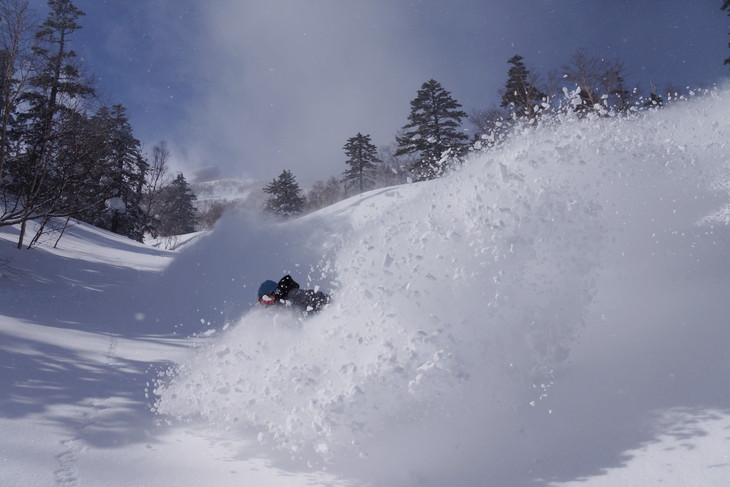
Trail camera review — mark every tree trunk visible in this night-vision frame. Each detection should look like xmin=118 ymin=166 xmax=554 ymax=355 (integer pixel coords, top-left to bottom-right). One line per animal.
xmin=16 ymin=219 xmax=26 ymax=249
xmin=54 ymin=216 xmax=71 ymax=248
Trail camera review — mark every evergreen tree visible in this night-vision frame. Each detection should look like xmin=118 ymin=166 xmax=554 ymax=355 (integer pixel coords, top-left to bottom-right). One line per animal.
xmin=610 ymin=72 xmax=636 ymax=113
xmin=644 ymin=91 xmax=663 ymax=109
xmin=342 ymin=132 xmax=380 ymax=195
xmin=395 ymin=79 xmax=468 ymax=181
xmin=21 ymin=0 xmax=92 ymax=153
xmin=81 ymin=104 xmax=148 ymax=241
xmin=155 ymin=173 xmax=198 ymax=236
xmin=723 ymin=1 xmax=730 ymax=67
xmin=113 ymin=105 xmax=147 ymax=241
xmin=0 ymin=0 xmax=36 ymax=189
xmin=500 ymin=55 xmax=546 ymax=120
xmin=263 ymin=169 xmax=305 ymax=217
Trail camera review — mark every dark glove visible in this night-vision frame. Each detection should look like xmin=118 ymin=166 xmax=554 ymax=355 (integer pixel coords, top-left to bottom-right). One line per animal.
xmin=274 ymin=275 xmax=299 ymax=299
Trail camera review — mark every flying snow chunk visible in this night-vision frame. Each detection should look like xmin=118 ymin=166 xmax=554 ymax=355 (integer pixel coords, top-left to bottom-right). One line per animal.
xmin=105 ymin=197 xmax=126 ymax=211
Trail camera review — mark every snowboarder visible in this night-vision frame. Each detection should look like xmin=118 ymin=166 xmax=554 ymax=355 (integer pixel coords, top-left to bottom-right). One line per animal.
xmin=257 ymin=275 xmax=330 ymax=313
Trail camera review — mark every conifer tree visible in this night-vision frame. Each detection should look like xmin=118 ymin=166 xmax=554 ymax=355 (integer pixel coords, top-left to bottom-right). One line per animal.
xmin=155 ymin=173 xmax=198 ymax=236
xmin=342 ymin=132 xmax=380 ymax=195
xmin=22 ymin=0 xmax=92 ymax=153
xmin=79 ymin=104 xmax=148 ymax=241
xmin=610 ymin=73 xmax=635 ymax=113
xmin=644 ymin=92 xmax=663 ymax=109
xmin=0 ymin=0 xmax=35 ymax=189
xmin=395 ymin=79 xmax=468 ymax=181
xmin=720 ymin=0 xmax=730 ymax=65
xmin=500 ymin=55 xmax=546 ymax=120
xmin=263 ymin=169 xmax=305 ymax=217
xmin=107 ymin=104 xmax=147 ymax=240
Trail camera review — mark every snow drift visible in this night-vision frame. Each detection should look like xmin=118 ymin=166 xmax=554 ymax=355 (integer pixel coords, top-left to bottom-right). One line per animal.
xmin=153 ymin=87 xmax=730 ymax=485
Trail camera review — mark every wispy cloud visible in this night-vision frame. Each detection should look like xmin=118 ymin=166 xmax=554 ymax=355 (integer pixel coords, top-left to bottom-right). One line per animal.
xmin=54 ymin=0 xmax=729 ymax=184
xmin=183 ymin=0 xmax=432 ymax=182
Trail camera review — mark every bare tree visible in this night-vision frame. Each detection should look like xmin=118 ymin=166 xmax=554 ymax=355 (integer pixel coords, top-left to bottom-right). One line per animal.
xmin=562 ymin=49 xmax=631 ymax=115
xmin=305 ymin=177 xmax=343 ymax=212
xmin=23 ymin=106 xmax=110 ymax=248
xmin=141 ymin=140 xmax=171 ymax=236
xmin=375 ymin=143 xmax=409 ymax=187
xmin=197 ymin=200 xmax=230 ymax=229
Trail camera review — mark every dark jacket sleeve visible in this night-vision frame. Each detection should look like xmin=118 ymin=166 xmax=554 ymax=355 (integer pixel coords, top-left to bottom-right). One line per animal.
xmin=285 ymin=288 xmax=330 ymax=312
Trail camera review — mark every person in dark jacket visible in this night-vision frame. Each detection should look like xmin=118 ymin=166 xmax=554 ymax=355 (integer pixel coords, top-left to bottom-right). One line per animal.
xmin=257 ymin=275 xmax=330 ymax=313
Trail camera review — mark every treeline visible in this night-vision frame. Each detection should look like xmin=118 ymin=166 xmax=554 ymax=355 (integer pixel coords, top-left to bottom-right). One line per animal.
xmin=3 ymin=1 xmax=725 ymax=233
xmin=263 ymin=52 xmax=689 ymax=218
xmin=263 ymin=0 xmax=730 ymax=218
xmin=0 ymin=0 xmax=197 ymax=249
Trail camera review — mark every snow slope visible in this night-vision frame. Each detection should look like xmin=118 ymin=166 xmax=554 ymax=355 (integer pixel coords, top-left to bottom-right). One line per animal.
xmin=2 ymin=86 xmax=730 ymax=486
xmin=0 ymin=222 xmax=354 ymax=486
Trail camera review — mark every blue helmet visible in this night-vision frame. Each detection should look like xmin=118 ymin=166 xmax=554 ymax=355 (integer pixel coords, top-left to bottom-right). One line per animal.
xmin=257 ymin=280 xmax=277 ymax=298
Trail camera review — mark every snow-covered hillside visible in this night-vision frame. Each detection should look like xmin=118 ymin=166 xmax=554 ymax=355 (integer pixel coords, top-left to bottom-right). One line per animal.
xmin=1 ymin=86 xmax=729 ymax=486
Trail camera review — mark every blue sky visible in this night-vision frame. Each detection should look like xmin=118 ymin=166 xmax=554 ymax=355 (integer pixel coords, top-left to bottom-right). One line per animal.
xmin=27 ymin=0 xmax=730 ymax=183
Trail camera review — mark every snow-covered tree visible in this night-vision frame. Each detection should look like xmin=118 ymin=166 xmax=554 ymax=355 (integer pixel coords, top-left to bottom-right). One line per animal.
xmin=342 ymin=132 xmax=380 ymax=195
xmin=263 ymin=169 xmax=305 ymax=217
xmin=395 ymin=79 xmax=468 ymax=181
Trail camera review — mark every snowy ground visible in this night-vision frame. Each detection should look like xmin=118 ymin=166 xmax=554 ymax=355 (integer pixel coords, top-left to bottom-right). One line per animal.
xmin=1 ymin=86 xmax=730 ymax=486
